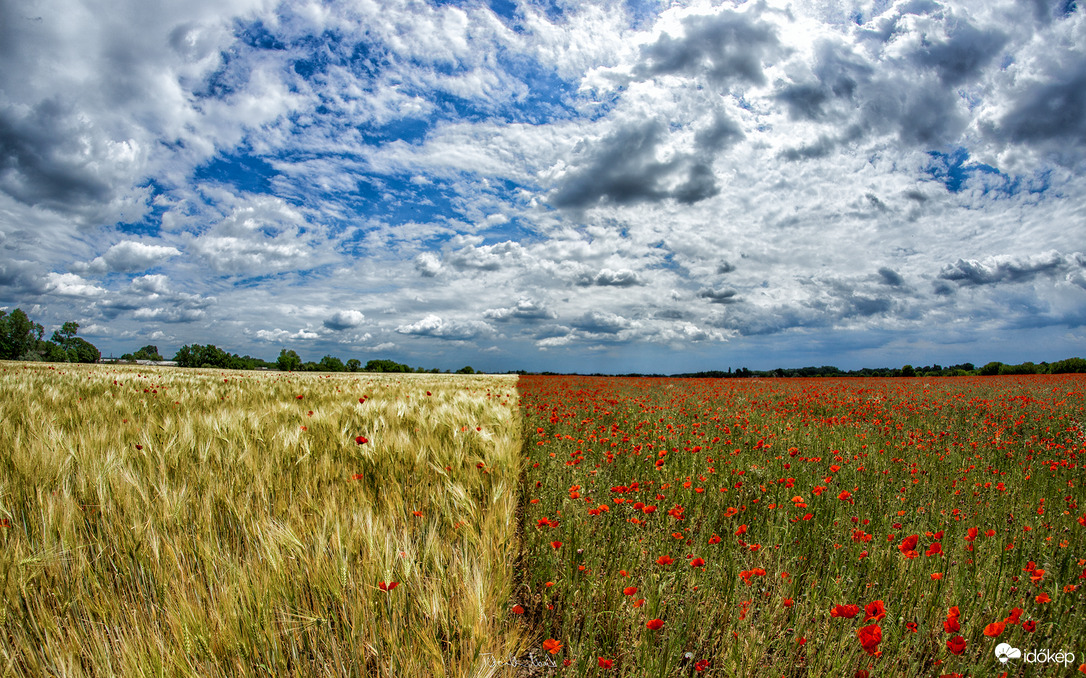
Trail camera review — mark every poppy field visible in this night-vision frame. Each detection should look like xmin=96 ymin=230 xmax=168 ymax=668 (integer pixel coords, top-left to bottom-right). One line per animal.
xmin=0 ymin=363 xmax=526 ymax=677
xmin=516 ymin=375 xmax=1086 ymax=677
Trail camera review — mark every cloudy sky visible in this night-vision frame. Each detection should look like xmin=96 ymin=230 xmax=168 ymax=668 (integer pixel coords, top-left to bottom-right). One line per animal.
xmin=1 ymin=0 xmax=1084 ymax=373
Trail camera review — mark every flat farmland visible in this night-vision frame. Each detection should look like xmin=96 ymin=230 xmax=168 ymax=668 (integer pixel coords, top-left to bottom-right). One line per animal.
xmin=517 ymin=375 xmax=1086 ymax=677
xmin=0 ymin=363 xmax=526 ymax=677
xmin=2 ymin=365 xmax=1085 ymax=677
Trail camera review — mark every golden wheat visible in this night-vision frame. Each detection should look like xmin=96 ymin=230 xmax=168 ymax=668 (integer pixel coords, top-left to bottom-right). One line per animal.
xmin=0 ymin=362 xmax=528 ymax=677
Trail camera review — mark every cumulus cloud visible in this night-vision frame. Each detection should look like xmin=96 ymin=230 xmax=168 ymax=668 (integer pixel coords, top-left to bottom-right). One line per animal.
xmin=571 ymin=310 xmax=633 ymax=334
xmin=43 ymin=272 xmax=105 ymax=298
xmin=82 ymin=241 xmax=182 ymax=274
xmin=395 ymin=314 xmax=493 ymax=340
xmin=578 ymin=268 xmax=643 ymax=287
xmin=323 ymin=309 xmax=365 ymax=330
xmin=483 ymin=299 xmax=556 ymax=321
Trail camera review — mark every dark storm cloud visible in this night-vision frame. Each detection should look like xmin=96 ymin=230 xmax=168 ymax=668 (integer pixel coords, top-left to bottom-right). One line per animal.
xmin=910 ymin=21 xmax=1008 ymax=86
xmin=997 ymin=61 xmax=1086 ymax=151
xmin=548 ymin=120 xmax=722 ymax=208
xmin=716 ymin=261 xmax=736 ymax=274
xmin=695 ymin=111 xmax=744 ymax=152
xmin=776 ymin=41 xmax=873 ymax=121
xmin=847 ymin=295 xmax=893 ymax=317
xmin=877 ymin=267 xmax=906 ymax=286
xmin=697 ymin=287 xmax=739 ymax=304
xmin=938 ymin=252 xmax=1066 ymax=286
xmin=0 ymin=99 xmax=113 ymax=210
xmin=633 ymin=9 xmax=779 ymax=87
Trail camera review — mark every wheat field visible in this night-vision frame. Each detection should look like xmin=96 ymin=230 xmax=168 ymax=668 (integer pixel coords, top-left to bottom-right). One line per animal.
xmin=0 ymin=362 xmax=528 ymax=677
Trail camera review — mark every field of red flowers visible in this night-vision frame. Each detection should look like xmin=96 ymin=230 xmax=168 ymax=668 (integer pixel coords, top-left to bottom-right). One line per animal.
xmin=515 ymin=375 xmax=1086 ymax=677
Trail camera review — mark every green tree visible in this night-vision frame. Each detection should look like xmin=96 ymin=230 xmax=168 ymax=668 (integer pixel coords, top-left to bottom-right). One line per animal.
xmin=277 ymin=349 xmax=302 ymax=372
xmin=0 ymin=309 xmax=44 ymax=359
xmin=978 ymin=361 xmax=1003 ymax=376
xmin=319 ymin=355 xmax=345 ymax=372
xmin=900 ymin=364 xmax=916 ymax=377
xmin=346 ymin=358 xmax=361 ymax=372
xmin=132 ymin=345 xmax=164 ymax=361
xmin=67 ymin=337 xmax=101 ymax=363
xmin=456 ymin=365 xmax=476 ymax=374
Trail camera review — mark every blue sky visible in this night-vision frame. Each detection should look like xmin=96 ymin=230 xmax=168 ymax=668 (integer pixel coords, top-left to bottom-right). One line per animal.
xmin=1 ymin=0 xmax=1084 ymax=373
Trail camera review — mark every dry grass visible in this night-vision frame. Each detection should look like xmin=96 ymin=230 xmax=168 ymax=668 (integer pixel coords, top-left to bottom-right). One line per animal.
xmin=0 ymin=362 xmax=528 ymax=677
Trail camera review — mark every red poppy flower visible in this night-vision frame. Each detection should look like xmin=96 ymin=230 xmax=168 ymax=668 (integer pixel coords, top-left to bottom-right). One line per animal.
xmin=1005 ymin=607 xmax=1023 ymax=625
xmin=690 ymin=557 xmax=706 ymax=568
xmin=946 ymin=635 xmax=966 ymax=655
xmin=926 ymin=542 xmax=943 ymax=556
xmin=708 ymin=533 xmax=721 ymax=545
xmin=295 ymin=395 xmax=304 ymax=400
xmin=864 ymin=600 xmax=886 ymax=622
xmin=551 ymin=541 xmax=562 ymax=549
xmin=632 ymin=598 xmax=646 ymax=608
xmin=355 ymin=435 xmax=368 ymax=445
xmin=598 ymin=657 xmax=614 ymax=669
xmin=983 ymin=622 xmax=1005 ymax=637
xmin=624 ymin=586 xmax=638 ymax=596
xmin=900 ymin=534 xmax=919 ymax=554
xmin=1035 ymin=592 xmax=1051 ymax=603
xmin=656 ymin=555 xmax=674 ymax=565
xmin=783 ymin=598 xmax=794 ymax=607
xmin=1022 ymin=620 xmax=1036 ymax=632
xmin=857 ymin=624 xmax=882 ymax=656
xmin=943 ymin=617 xmax=960 ymax=633
xmin=831 ymin=604 xmax=860 ymax=618
xmin=646 ymin=618 xmax=664 ymax=630
xmin=542 ymin=639 xmax=562 ymax=655
xmin=378 ymin=581 xmax=399 ymax=592
xmin=511 ymin=604 xmax=524 ymax=614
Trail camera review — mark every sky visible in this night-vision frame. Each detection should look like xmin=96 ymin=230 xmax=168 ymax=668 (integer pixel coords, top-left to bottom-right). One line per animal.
xmin=1 ymin=0 xmax=1084 ymax=373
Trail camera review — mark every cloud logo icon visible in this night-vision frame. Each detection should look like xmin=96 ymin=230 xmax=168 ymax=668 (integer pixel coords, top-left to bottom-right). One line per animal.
xmin=995 ymin=643 xmax=1022 ymax=664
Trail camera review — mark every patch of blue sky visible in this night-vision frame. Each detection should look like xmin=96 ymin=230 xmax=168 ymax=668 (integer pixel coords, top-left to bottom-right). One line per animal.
xmin=624 ymin=0 xmax=663 ymax=29
xmin=193 ymin=153 xmax=277 ymax=195
xmin=1060 ymin=0 xmax=1078 ymax=17
xmin=923 ymin=148 xmax=1017 ymax=196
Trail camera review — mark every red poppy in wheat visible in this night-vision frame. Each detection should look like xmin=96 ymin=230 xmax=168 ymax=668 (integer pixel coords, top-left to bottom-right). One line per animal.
xmin=943 ymin=617 xmax=960 ymax=633
xmin=542 ymin=639 xmax=562 ymax=655
xmin=708 ymin=533 xmax=721 ymax=545
xmin=1005 ymin=607 xmax=1023 ymax=625
xmin=831 ymin=604 xmax=860 ymax=619
xmin=551 ymin=541 xmax=562 ymax=549
xmin=656 ymin=555 xmax=674 ymax=565
xmin=378 ymin=581 xmax=398 ymax=592
xmin=856 ymin=624 xmax=882 ymax=656
xmin=838 ymin=490 xmax=854 ymax=503
xmin=965 ymin=527 xmax=978 ymax=542
xmin=646 ymin=618 xmax=664 ymax=630
xmin=984 ymin=621 xmax=1005 ymax=637
xmin=863 ymin=600 xmax=886 ymax=622
xmin=624 ymin=586 xmax=638 ymax=596
xmin=946 ymin=635 xmax=966 ymax=655
xmin=926 ymin=542 xmax=943 ymax=557
xmin=690 ymin=557 xmax=706 ymax=568
xmin=355 ymin=435 xmax=368 ymax=445
xmin=900 ymin=534 xmax=919 ymax=555
xmin=511 ymin=604 xmax=524 ymax=614
xmin=1035 ymin=592 xmax=1051 ymax=603
xmin=598 ymin=658 xmax=614 ymax=669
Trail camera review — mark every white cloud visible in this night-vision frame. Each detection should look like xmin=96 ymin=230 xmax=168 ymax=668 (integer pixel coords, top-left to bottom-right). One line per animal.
xmin=324 ymin=309 xmax=365 ymax=330
xmin=83 ymin=241 xmax=182 ymax=274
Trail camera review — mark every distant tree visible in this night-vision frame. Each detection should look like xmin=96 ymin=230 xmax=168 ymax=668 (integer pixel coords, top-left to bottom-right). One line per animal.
xmin=978 ymin=361 xmax=1003 ymax=376
xmin=277 ymin=349 xmax=302 ymax=372
xmin=365 ymin=359 xmax=410 ymax=373
xmin=999 ymin=362 xmax=1038 ymax=375
xmin=319 ymin=355 xmax=345 ymax=372
xmin=1050 ymin=357 xmax=1086 ymax=374
xmin=67 ymin=337 xmax=101 ymax=363
xmin=900 ymin=364 xmax=916 ymax=377
xmin=456 ymin=365 xmax=475 ymax=374
xmin=345 ymin=358 xmax=361 ymax=372
xmin=132 ymin=344 xmax=164 ymax=361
